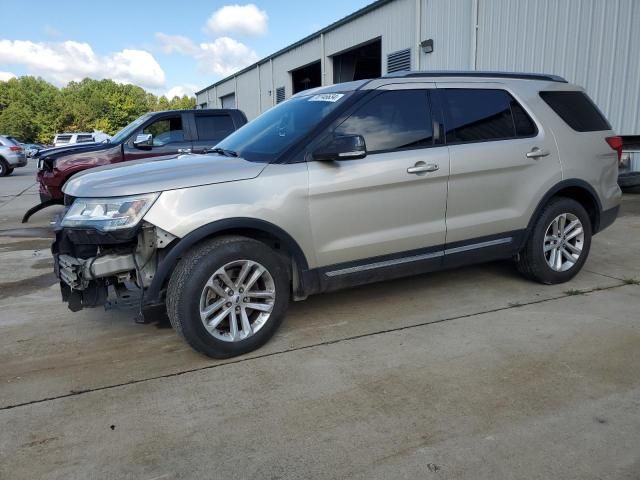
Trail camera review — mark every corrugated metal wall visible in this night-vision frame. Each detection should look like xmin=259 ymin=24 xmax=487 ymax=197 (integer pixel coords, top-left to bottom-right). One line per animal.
xmin=197 ymin=0 xmax=638 ymax=135
xmin=475 ymin=0 xmax=640 ymax=134
xmin=421 ymin=0 xmax=473 ymax=70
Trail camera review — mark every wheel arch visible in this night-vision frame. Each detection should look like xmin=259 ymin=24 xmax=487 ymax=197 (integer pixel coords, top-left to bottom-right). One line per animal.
xmin=146 ymin=218 xmax=310 ymax=303
xmin=526 ymin=179 xmax=603 ymax=243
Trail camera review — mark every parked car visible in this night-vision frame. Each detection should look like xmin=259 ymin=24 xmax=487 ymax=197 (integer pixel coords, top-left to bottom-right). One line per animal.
xmin=53 ymin=71 xmax=621 ymax=359
xmin=24 ymin=109 xmax=247 ymax=221
xmin=618 ymin=135 xmax=640 ymax=193
xmin=23 ymin=143 xmax=45 ymax=158
xmin=53 ymin=131 xmax=111 ymax=147
xmin=0 ymin=134 xmax=28 ymax=176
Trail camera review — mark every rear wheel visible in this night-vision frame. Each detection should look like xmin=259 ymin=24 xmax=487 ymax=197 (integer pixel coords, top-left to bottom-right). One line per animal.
xmin=0 ymin=159 xmax=12 ymax=177
xmin=516 ymin=197 xmax=592 ymax=284
xmin=166 ymin=236 xmax=290 ymax=358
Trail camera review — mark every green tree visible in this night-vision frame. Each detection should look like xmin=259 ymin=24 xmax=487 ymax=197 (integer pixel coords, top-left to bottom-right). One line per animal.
xmin=0 ymin=76 xmax=197 ymax=143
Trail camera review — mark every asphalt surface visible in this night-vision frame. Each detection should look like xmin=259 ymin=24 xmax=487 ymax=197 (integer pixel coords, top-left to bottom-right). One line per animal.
xmin=1 ymin=160 xmax=639 ymax=479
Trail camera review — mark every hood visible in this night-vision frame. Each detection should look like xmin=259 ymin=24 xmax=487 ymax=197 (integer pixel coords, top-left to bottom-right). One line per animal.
xmin=36 ymin=142 xmax=111 ymax=159
xmin=36 ymin=142 xmax=113 ymax=161
xmin=63 ymin=154 xmax=268 ymax=198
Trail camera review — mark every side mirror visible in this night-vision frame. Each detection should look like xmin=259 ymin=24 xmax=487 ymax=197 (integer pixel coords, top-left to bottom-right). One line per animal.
xmin=313 ymin=134 xmax=367 ymax=161
xmin=133 ymin=133 xmax=153 ymax=149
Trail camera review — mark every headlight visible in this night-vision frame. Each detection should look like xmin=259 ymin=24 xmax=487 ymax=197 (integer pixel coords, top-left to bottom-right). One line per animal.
xmin=61 ymin=193 xmax=159 ymax=231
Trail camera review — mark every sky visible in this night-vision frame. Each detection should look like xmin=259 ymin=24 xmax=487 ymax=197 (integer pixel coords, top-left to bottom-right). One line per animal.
xmin=0 ymin=0 xmax=373 ymax=98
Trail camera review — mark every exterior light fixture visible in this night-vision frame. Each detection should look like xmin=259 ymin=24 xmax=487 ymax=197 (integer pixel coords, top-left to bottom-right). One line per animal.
xmin=421 ymin=39 xmax=434 ymax=54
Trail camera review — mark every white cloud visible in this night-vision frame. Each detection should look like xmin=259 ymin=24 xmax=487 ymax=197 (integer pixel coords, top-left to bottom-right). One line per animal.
xmin=206 ymin=4 xmax=268 ymax=36
xmin=165 ymin=85 xmax=198 ymax=99
xmin=156 ymin=33 xmax=200 ymax=56
xmin=156 ymin=33 xmax=258 ymax=77
xmin=0 ymin=39 xmax=166 ymax=88
xmin=0 ymin=71 xmax=17 ymax=81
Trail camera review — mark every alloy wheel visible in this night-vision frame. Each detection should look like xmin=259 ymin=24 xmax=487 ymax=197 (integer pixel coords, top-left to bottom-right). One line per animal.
xmin=543 ymin=213 xmax=584 ymax=272
xmin=199 ymin=259 xmax=276 ymax=342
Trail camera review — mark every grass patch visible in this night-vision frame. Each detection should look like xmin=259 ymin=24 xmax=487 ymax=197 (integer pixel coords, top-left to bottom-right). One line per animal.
xmin=563 ymin=289 xmax=585 ymax=296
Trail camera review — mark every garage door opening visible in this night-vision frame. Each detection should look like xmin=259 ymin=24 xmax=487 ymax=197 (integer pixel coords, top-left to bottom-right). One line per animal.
xmin=332 ymin=38 xmax=381 ymax=84
xmin=292 ymin=61 xmax=322 ymax=94
xmin=220 ymin=93 xmax=236 ymax=109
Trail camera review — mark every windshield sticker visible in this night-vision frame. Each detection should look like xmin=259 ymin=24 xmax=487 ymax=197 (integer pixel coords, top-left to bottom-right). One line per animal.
xmin=308 ymin=93 xmax=344 ymax=103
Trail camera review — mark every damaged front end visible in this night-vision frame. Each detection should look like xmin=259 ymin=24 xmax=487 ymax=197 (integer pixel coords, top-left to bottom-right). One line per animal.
xmin=52 ymin=191 xmax=177 ymax=312
xmin=53 ymin=222 xmax=176 ymax=312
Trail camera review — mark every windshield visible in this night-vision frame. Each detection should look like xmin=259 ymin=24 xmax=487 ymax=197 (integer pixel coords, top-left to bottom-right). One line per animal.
xmin=110 ymin=113 xmax=154 ymax=144
xmin=216 ymin=92 xmax=353 ymax=162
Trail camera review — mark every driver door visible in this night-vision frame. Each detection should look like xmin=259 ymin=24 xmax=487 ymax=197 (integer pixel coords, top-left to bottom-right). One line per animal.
xmin=307 ymin=86 xmax=450 ymax=269
xmin=123 ymin=113 xmax=192 ymax=161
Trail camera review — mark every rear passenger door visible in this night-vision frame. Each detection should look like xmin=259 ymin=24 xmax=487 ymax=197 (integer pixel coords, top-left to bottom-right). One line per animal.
xmin=307 ymin=86 xmax=450 ymax=267
xmin=123 ymin=112 xmax=192 ymax=162
xmin=191 ymin=112 xmax=238 ymax=154
xmin=440 ymin=84 xmax=561 ymax=247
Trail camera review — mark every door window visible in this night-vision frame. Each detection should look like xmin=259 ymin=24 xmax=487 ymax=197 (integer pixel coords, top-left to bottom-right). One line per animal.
xmin=443 ymin=89 xmax=537 ymax=143
xmin=334 ymin=90 xmax=434 ymax=153
xmin=195 ymin=114 xmax=236 ymax=142
xmin=144 ymin=116 xmax=184 ymax=146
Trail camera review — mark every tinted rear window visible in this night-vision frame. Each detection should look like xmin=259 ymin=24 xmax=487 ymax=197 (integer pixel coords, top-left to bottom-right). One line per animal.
xmin=76 ymin=134 xmax=94 ymax=142
xmin=195 ymin=114 xmax=236 ymax=142
xmin=539 ymin=91 xmax=610 ymax=132
xmin=443 ymin=89 xmax=537 ymax=143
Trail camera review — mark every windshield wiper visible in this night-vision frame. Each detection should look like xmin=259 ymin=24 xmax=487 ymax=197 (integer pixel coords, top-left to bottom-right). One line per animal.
xmin=206 ymin=147 xmax=238 ymax=157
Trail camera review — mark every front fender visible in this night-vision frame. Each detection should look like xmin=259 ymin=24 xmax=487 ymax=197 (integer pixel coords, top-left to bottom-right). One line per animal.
xmin=144 ymin=218 xmax=310 ymax=303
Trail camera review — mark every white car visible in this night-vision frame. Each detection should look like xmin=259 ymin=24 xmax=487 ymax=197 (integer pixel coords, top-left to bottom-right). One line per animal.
xmin=53 ymin=131 xmax=111 ymax=147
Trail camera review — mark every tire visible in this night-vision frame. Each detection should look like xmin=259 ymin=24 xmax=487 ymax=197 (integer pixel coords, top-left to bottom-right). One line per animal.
xmin=516 ymin=197 xmax=592 ymax=284
xmin=618 ymin=172 xmax=640 ymax=193
xmin=0 ymin=159 xmax=11 ymax=177
xmin=166 ymin=235 xmax=290 ymax=358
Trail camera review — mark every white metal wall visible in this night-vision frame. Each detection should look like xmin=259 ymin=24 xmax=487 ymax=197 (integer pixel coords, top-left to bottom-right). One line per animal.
xmin=475 ymin=0 xmax=640 ymax=134
xmin=420 ymin=0 xmax=474 ymax=70
xmin=197 ymin=0 xmax=639 ymax=136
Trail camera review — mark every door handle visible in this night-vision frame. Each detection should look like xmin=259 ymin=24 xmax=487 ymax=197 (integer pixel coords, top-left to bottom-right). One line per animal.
xmin=178 ymin=148 xmax=192 ymax=154
xmin=407 ymin=162 xmax=439 ymax=175
xmin=526 ymin=147 xmax=550 ymax=159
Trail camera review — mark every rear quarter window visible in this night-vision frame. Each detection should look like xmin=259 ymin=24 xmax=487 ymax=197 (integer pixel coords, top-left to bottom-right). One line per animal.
xmin=539 ymin=91 xmax=611 ymax=132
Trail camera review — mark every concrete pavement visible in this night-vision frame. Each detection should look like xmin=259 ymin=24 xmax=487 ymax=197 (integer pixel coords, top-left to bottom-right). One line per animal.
xmin=1 ymin=161 xmax=639 ymax=479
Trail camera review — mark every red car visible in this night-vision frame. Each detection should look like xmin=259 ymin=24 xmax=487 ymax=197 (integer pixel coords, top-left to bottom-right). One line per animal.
xmin=25 ymin=108 xmax=247 ymax=222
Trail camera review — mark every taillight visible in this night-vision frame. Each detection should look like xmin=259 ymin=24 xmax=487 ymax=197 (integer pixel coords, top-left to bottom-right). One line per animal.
xmin=9 ymin=146 xmax=22 ymax=152
xmin=606 ymin=136 xmax=623 ymax=161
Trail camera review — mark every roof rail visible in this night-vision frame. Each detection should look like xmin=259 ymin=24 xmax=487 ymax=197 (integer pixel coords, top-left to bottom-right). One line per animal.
xmin=383 ymin=70 xmax=568 ymax=83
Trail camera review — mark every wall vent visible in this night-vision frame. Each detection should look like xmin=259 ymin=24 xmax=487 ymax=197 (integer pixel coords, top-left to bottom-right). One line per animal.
xmin=387 ymin=48 xmax=411 ymax=73
xmin=276 ymin=87 xmax=286 ymax=104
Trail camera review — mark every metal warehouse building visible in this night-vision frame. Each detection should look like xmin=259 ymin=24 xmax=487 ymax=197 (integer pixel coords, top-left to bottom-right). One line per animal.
xmin=196 ymin=0 xmax=640 ymax=135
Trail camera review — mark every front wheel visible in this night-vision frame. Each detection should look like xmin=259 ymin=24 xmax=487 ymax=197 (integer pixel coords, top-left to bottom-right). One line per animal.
xmin=516 ymin=197 xmax=592 ymax=284
xmin=166 ymin=236 xmax=290 ymax=358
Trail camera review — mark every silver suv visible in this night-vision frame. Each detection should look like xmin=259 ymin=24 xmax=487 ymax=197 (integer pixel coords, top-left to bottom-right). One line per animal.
xmin=54 ymin=72 xmax=622 ymax=358
xmin=0 ymin=135 xmax=28 ymax=176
